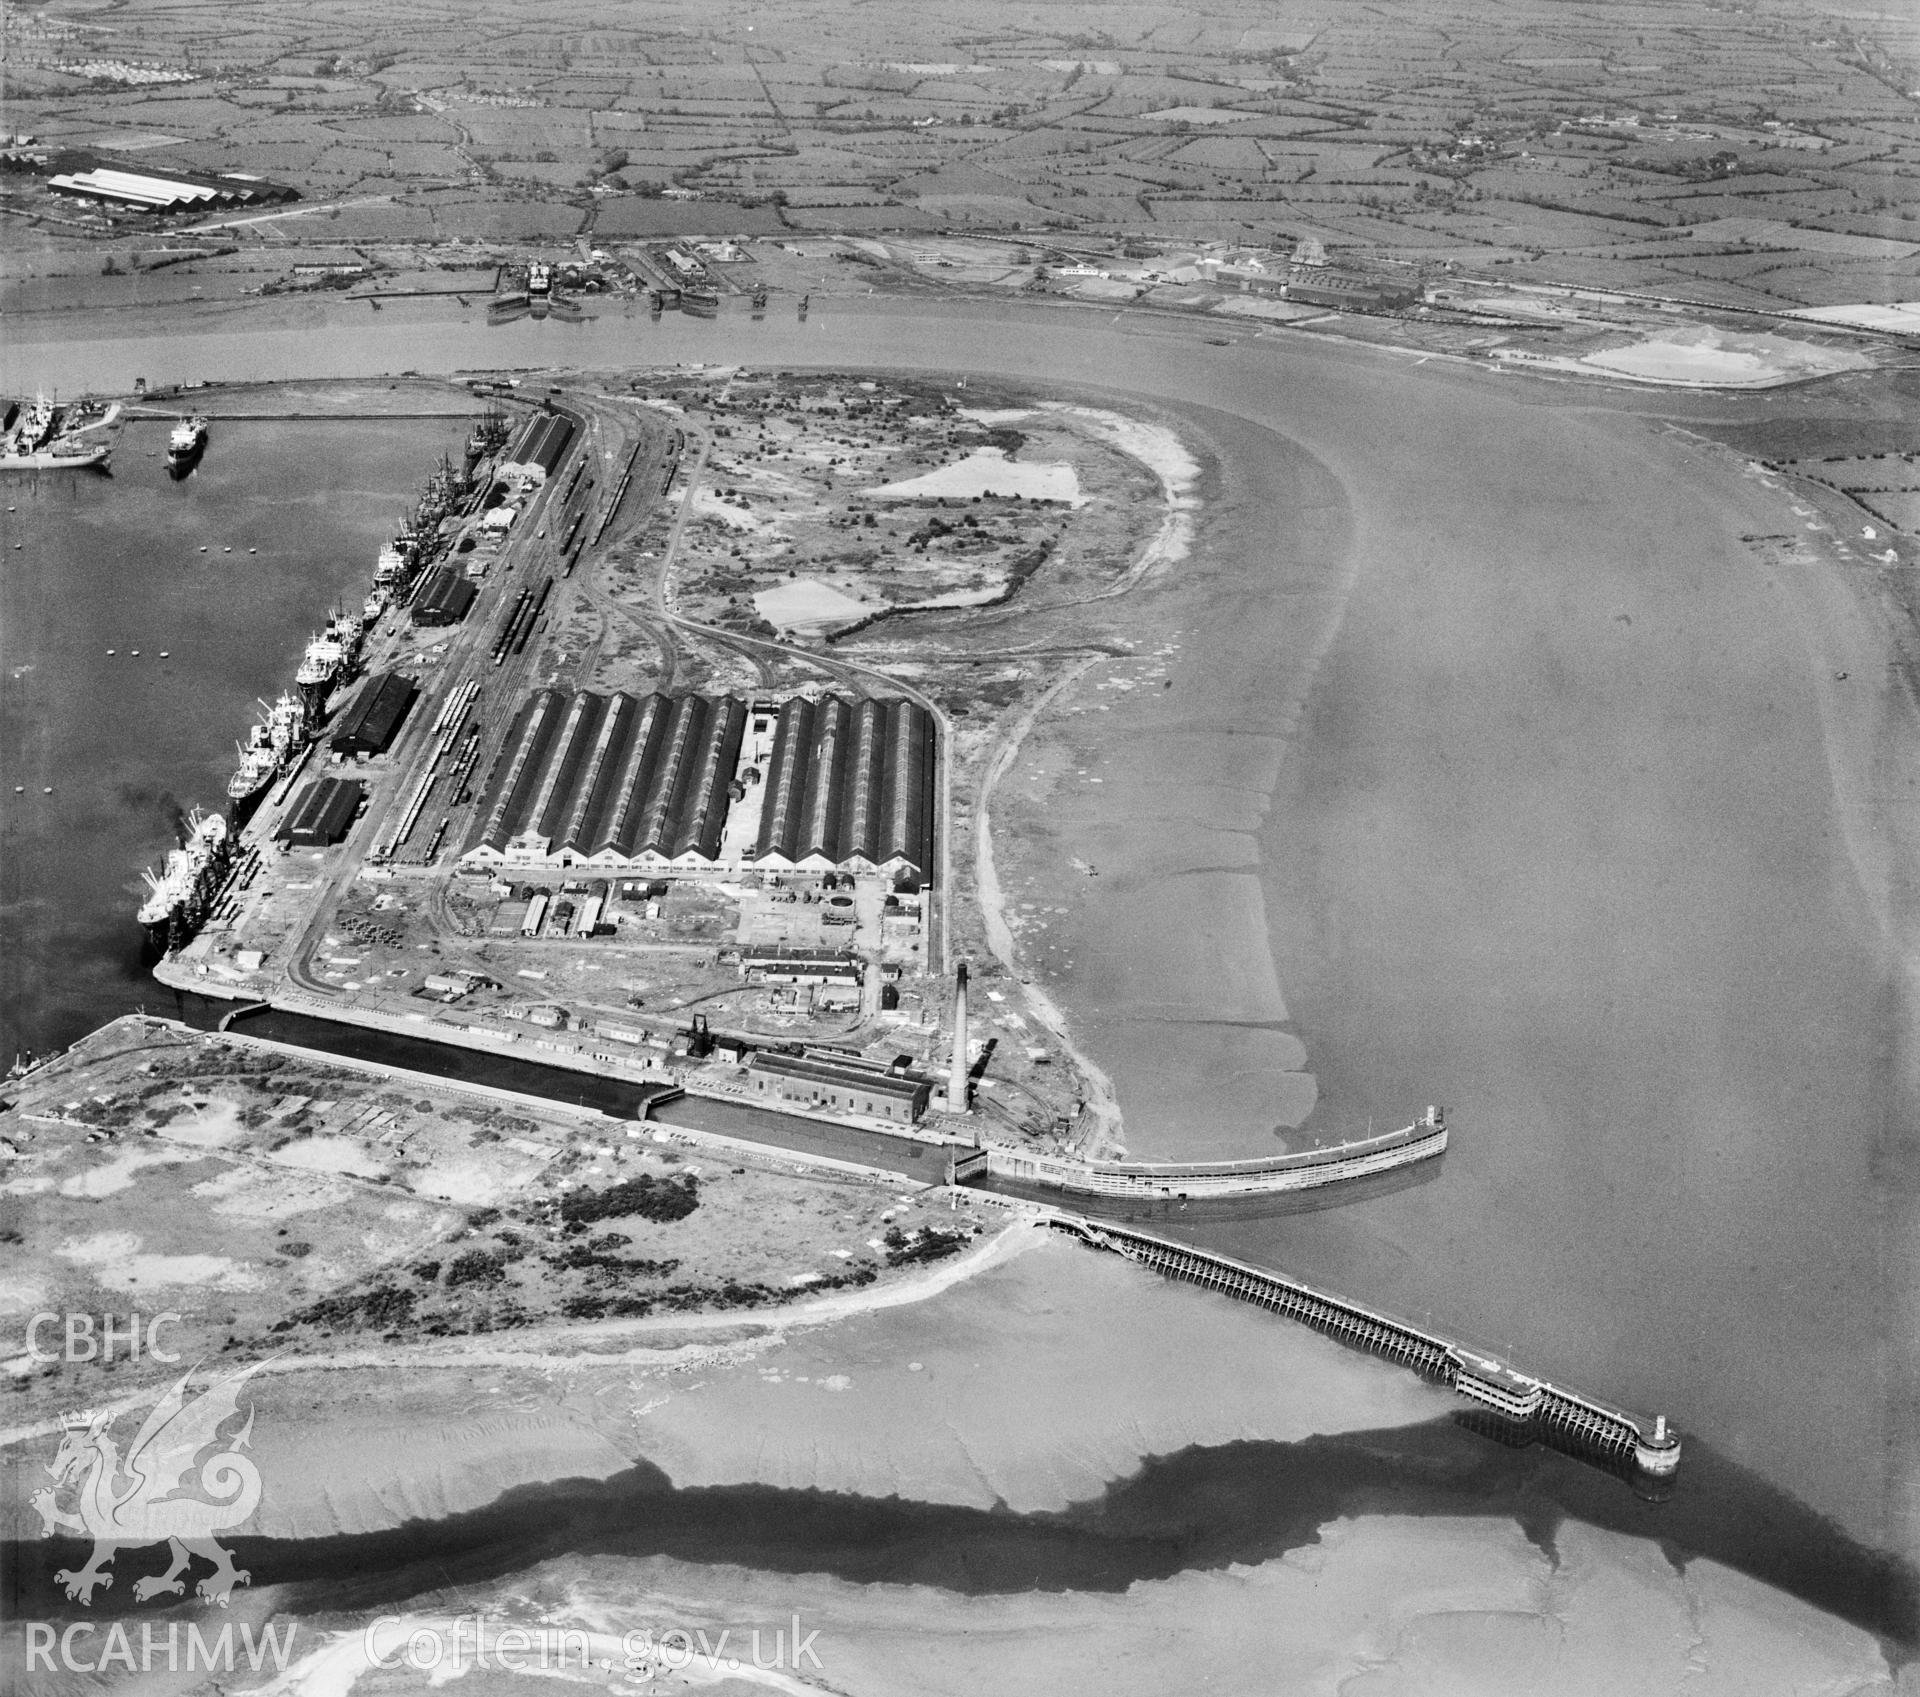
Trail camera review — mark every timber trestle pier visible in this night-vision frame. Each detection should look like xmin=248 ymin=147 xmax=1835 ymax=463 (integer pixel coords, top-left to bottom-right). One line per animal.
xmin=1051 ymin=1215 xmax=1682 ymax=1482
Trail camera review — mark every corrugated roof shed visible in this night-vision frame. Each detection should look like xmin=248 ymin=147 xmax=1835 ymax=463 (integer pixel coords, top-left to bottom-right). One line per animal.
xmin=412 ymin=569 xmax=477 ymax=626
xmin=329 ymin=672 xmax=419 ymax=756
xmin=277 ymin=777 xmax=363 ymax=846
xmin=460 ymin=690 xmax=746 ymax=865
xmin=500 ymin=413 xmax=574 ymax=483
xmin=754 ymin=694 xmax=934 ymax=874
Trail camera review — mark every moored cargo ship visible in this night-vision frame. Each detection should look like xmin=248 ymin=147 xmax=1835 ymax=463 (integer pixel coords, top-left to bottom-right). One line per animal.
xmin=294 ymin=609 xmax=364 ymax=686
xmin=166 ymin=414 xmax=209 ymax=471
xmin=0 ymin=393 xmax=115 ymax=472
xmin=225 ymin=691 xmax=309 ymax=822
xmin=136 ymin=807 xmax=232 ymax=955
xmin=466 ymin=408 xmax=509 ymax=463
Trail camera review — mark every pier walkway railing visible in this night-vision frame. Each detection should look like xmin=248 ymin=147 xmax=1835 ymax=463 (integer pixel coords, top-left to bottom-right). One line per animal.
xmin=1052 ymin=1214 xmax=1681 ymax=1479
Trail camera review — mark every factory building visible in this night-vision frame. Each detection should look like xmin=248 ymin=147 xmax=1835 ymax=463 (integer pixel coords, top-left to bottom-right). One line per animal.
xmin=739 ymin=947 xmax=862 ymax=987
xmin=745 ymin=1048 xmax=934 ymax=1125
xmin=47 ymin=163 xmax=296 ymax=214
xmin=752 ymin=694 xmax=935 ymax=880
xmin=459 ymin=689 xmax=937 ymax=876
xmin=1283 ymin=273 xmax=1419 ymax=312
xmin=461 ymin=690 xmax=747 ymax=869
xmin=329 ymin=672 xmax=418 ymax=757
xmin=277 ymin=777 xmax=364 ymax=847
xmin=498 ymin=412 xmax=574 ymax=487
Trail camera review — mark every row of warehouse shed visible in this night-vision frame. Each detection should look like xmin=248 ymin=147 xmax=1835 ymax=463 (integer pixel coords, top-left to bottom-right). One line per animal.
xmin=458 ymin=689 xmax=936 ymax=878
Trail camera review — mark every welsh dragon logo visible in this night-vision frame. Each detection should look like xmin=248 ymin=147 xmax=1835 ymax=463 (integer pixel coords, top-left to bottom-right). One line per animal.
xmin=31 ymin=1363 xmax=264 ymax=1606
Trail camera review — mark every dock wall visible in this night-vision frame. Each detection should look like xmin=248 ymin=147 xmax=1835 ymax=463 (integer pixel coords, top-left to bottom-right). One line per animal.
xmin=192 ymin=1022 xmax=915 ymax=1191
xmin=234 ymin=997 xmax=1445 ymax=1198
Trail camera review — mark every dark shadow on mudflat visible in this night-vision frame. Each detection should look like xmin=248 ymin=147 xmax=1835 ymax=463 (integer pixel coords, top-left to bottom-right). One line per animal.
xmin=8 ymin=1418 xmax=1914 ymax=1655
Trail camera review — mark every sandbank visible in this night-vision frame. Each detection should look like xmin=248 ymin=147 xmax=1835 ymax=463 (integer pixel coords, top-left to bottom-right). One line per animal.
xmin=247 ymin=1517 xmax=1896 ymax=1697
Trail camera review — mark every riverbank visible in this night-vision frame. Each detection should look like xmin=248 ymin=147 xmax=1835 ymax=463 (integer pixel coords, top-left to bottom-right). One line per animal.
xmin=971 ymin=652 xmax=1124 ymax=1155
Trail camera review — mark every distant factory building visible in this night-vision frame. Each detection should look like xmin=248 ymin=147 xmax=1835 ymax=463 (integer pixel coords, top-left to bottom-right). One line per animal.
xmin=745 ymin=1048 xmax=933 ymax=1124
xmin=47 ymin=162 xmax=296 ymax=213
xmin=498 ymin=412 xmax=574 ymax=487
xmin=1283 ymin=273 xmax=1418 ymax=312
xmin=277 ymin=777 xmax=363 ymax=847
xmin=411 ymin=568 xmax=477 ymax=627
xmin=752 ymin=694 xmax=935 ymax=880
xmin=461 ymin=690 xmax=747 ymax=869
xmin=329 ymin=672 xmax=419 ymax=757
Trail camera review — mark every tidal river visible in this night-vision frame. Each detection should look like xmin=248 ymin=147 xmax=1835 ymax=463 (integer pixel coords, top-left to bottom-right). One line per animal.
xmin=2 ymin=297 xmax=1910 ymax=1563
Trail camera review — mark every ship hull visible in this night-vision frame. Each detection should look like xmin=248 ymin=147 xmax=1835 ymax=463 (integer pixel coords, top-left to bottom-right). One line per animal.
xmin=225 ymin=782 xmax=268 ymax=830
xmin=0 ymin=443 xmax=110 ymax=472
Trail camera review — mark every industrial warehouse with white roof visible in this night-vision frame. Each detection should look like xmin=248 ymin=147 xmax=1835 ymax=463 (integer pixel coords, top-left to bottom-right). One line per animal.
xmin=46 ymin=161 xmax=297 ymax=213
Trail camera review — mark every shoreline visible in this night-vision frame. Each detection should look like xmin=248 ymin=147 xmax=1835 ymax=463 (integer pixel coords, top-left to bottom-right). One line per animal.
xmin=0 ymin=1200 xmax=1044 ymax=1455
xmin=961 ymin=402 xmax=1208 ymax=1160
xmin=972 ymin=653 xmax=1123 ymax=1155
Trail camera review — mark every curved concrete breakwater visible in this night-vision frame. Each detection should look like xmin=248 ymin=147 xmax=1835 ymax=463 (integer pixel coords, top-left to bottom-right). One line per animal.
xmin=1051 ymin=1213 xmax=1683 ymax=1481
xmin=979 ymin=1107 xmax=1447 ymax=1197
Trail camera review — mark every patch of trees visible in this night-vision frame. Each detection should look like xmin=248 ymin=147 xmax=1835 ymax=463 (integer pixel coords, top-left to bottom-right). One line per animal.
xmin=883 ymin=1225 xmax=970 ymax=1268
xmin=557 ymin=1261 xmax=878 ymax=1322
xmin=544 ymin=1233 xmax=681 ymax=1282
xmin=557 ymin=1171 xmax=700 ymax=1228
xmin=446 ymin=1245 xmax=525 ymax=1287
xmin=274 ymin=1284 xmax=416 ymax=1332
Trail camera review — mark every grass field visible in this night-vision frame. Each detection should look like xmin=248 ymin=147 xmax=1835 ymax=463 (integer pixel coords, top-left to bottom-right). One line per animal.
xmin=3 ymin=0 xmax=1917 ymax=320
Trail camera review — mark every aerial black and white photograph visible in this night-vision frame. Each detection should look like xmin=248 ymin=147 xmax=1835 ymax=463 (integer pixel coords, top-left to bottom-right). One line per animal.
xmin=3 ymin=0 xmax=1920 ymax=1690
